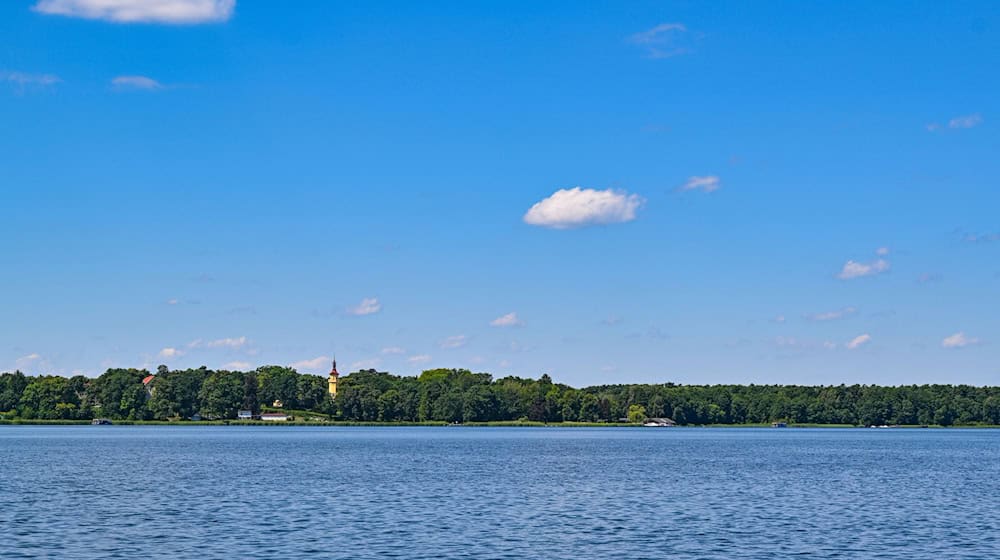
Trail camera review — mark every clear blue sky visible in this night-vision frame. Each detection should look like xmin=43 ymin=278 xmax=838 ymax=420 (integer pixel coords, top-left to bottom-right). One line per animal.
xmin=2 ymin=0 xmax=998 ymax=386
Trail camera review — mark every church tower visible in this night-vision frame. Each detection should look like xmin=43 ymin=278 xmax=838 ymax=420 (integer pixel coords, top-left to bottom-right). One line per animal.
xmin=328 ymin=359 xmax=339 ymax=397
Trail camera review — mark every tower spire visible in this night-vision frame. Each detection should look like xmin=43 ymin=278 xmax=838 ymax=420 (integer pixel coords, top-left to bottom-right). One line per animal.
xmin=328 ymin=357 xmax=340 ymax=397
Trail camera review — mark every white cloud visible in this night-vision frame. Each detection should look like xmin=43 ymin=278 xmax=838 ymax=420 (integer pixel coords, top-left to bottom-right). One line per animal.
xmin=771 ymin=315 xmax=786 ymax=324
xmin=948 ymin=113 xmax=983 ymax=129
xmin=112 ymin=75 xmax=162 ymax=90
xmin=846 ymin=334 xmax=872 ymax=349
xmin=806 ymin=306 xmax=857 ymax=322
xmin=290 ymin=356 xmax=330 ymax=371
xmin=822 ymin=341 xmax=838 ymax=350
xmin=380 ymin=346 xmax=406 ymax=355
xmin=407 ymin=354 xmax=432 ymax=365
xmin=158 ymin=347 xmax=183 ymax=358
xmin=523 ymin=187 xmax=644 ymax=229
xmin=439 ymin=335 xmax=468 ymax=349
xmin=208 ymin=336 xmax=246 ymax=349
xmin=774 ymin=336 xmax=799 ymax=347
xmin=33 ymin=0 xmax=235 ymax=24
xmin=963 ymin=232 xmax=1000 ymax=243
xmin=677 ymin=175 xmax=720 ymax=193
xmin=347 ymin=297 xmax=381 ymax=316
xmin=223 ymin=360 xmax=251 ymax=370
xmin=1 ymin=71 xmax=61 ymax=86
xmin=490 ymin=312 xmax=524 ymax=328
xmin=189 ymin=336 xmax=247 ymax=349
xmin=876 ymin=247 xmax=890 ymax=256
xmin=166 ymin=298 xmax=180 ymax=305
xmin=941 ymin=332 xmax=980 ymax=349
xmin=14 ymin=353 xmax=43 ymax=371
xmin=838 ymin=258 xmax=890 ymax=280
xmin=627 ymin=23 xmax=690 ymax=58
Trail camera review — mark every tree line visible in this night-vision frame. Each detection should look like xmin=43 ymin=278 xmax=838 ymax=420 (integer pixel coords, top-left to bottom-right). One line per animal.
xmin=2 ymin=366 xmax=999 ymax=426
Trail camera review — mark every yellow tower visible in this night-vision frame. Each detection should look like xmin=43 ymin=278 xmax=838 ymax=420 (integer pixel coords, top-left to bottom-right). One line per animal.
xmin=328 ymin=359 xmax=339 ymax=397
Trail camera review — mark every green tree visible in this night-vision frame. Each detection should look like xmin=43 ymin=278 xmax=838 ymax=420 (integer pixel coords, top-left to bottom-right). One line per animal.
xmin=627 ymin=404 xmax=647 ymax=424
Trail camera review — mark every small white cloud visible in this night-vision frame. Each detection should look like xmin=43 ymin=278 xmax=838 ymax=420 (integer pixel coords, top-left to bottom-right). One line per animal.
xmin=347 ymin=297 xmax=381 ymax=316
xmin=627 ymin=23 xmax=690 ymax=58
xmin=498 ymin=359 xmax=512 ymax=368
xmin=1 ymin=71 xmax=61 ymax=86
xmin=158 ymin=347 xmax=183 ymax=358
xmin=112 ymin=75 xmax=162 ymax=90
xmin=941 ymin=332 xmax=980 ymax=349
xmin=963 ymin=231 xmax=1000 ymax=243
xmin=822 ymin=341 xmax=838 ymax=350
xmin=380 ymin=346 xmax=406 ymax=355
xmin=188 ymin=336 xmax=247 ymax=349
xmin=948 ymin=113 xmax=983 ymax=129
xmin=774 ymin=336 xmax=799 ymax=347
xmin=771 ymin=315 xmax=786 ymax=324
xmin=14 ymin=353 xmax=43 ymax=371
xmin=838 ymin=259 xmax=890 ymax=280
xmin=601 ymin=315 xmax=623 ymax=326
xmin=407 ymin=354 xmax=432 ymax=365
xmin=677 ymin=175 xmax=720 ymax=193
xmin=290 ymin=356 xmax=330 ymax=371
xmin=490 ymin=312 xmax=524 ymax=328
xmin=439 ymin=335 xmax=468 ymax=349
xmin=846 ymin=334 xmax=872 ymax=349
xmin=166 ymin=298 xmax=180 ymax=305
xmin=876 ymin=247 xmax=890 ymax=256
xmin=223 ymin=360 xmax=251 ymax=370
xmin=33 ymin=0 xmax=235 ymax=24
xmin=917 ymin=272 xmax=943 ymax=284
xmin=806 ymin=306 xmax=857 ymax=322
xmin=524 ymin=187 xmax=644 ymax=229
xmin=207 ymin=336 xmax=246 ymax=349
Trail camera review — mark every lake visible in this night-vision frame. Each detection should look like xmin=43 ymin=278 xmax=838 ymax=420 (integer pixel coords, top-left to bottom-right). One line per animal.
xmin=1 ymin=426 xmax=997 ymax=559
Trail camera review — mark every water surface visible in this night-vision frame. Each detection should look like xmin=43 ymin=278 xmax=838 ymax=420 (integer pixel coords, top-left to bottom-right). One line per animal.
xmin=1 ymin=426 xmax=997 ymax=559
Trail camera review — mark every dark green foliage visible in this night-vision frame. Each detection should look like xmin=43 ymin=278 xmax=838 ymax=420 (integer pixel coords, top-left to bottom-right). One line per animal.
xmin=0 ymin=371 xmax=29 ymax=412
xmin=93 ymin=368 xmax=151 ymax=420
xmin=198 ymin=370 xmax=246 ymax=419
xmin=2 ymin=365 xmax=1000 ymax=425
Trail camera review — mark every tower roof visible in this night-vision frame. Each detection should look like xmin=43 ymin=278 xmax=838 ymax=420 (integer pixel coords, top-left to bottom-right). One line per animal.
xmin=329 ymin=359 xmax=339 ymax=376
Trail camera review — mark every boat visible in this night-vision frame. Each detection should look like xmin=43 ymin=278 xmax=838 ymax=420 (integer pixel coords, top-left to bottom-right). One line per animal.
xmin=91 ymin=418 xmax=113 ymax=425
xmin=771 ymin=422 xmax=788 ymax=428
xmin=643 ymin=418 xmax=676 ymax=427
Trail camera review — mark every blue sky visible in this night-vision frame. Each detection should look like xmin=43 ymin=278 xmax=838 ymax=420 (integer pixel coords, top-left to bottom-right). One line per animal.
xmin=2 ymin=0 xmax=998 ymax=386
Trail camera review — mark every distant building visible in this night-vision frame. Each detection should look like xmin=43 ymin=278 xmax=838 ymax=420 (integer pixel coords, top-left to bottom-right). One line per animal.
xmin=643 ymin=418 xmax=676 ymax=427
xmin=190 ymin=413 xmax=203 ymax=422
xmin=272 ymin=399 xmax=283 ymax=408
xmin=260 ymin=412 xmax=289 ymax=422
xmin=328 ymin=360 xmax=339 ymax=397
xmin=142 ymin=375 xmax=156 ymax=396
xmin=237 ymin=410 xmax=254 ymax=420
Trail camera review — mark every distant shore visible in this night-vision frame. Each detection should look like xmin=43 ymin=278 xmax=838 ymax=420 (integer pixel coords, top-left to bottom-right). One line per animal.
xmin=2 ymin=419 xmax=999 ymax=428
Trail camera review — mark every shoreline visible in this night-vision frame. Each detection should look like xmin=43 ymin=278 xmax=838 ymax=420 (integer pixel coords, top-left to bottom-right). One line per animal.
xmin=2 ymin=419 xmax=999 ymax=428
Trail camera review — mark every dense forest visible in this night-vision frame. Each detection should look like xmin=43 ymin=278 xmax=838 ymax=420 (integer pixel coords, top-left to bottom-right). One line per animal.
xmin=1 ymin=366 xmax=999 ymax=426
